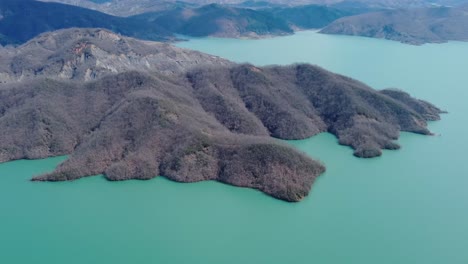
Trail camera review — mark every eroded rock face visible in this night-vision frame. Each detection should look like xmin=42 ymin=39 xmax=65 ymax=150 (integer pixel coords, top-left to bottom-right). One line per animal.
xmin=0 ymin=28 xmax=231 ymax=83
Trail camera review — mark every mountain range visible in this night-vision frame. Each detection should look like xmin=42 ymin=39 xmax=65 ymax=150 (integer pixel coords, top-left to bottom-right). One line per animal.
xmin=37 ymin=0 xmax=468 ymax=16
xmin=2 ymin=0 xmax=295 ymax=44
xmin=0 ymin=0 xmax=359 ymax=45
xmin=5 ymin=0 xmax=468 ymax=46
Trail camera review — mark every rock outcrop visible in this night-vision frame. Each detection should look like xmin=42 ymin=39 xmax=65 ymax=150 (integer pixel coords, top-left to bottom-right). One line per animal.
xmin=0 ymin=28 xmax=230 ymax=83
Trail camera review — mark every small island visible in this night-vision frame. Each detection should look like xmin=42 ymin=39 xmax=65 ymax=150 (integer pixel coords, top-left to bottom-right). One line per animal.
xmin=0 ymin=29 xmax=443 ymax=201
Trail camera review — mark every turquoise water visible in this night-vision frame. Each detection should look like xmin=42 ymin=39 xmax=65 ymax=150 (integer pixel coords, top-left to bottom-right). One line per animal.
xmin=1 ymin=31 xmax=467 ymax=263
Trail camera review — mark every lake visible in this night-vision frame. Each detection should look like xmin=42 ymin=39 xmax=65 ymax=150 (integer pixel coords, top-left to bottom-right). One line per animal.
xmin=1 ymin=31 xmax=467 ymax=263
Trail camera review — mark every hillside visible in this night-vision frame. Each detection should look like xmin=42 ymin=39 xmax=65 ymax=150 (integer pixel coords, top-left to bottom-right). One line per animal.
xmin=0 ymin=0 xmax=172 ymax=45
xmin=37 ymin=0 xmax=468 ymax=16
xmin=39 ymin=0 xmax=196 ymax=17
xmin=0 ymin=0 xmax=359 ymax=43
xmin=0 ymin=28 xmax=230 ymax=83
xmin=321 ymin=5 xmax=468 ymax=44
xmin=134 ymin=4 xmax=294 ymax=38
xmin=0 ymin=29 xmax=442 ymax=201
xmin=267 ymin=4 xmax=353 ymax=29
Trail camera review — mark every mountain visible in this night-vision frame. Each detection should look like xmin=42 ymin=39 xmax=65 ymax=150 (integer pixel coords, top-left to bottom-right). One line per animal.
xmin=0 ymin=0 xmax=355 ymax=43
xmin=38 ymin=0 xmax=468 ymax=15
xmin=430 ymin=0 xmax=468 ymax=6
xmin=181 ymin=0 xmax=468 ymax=8
xmin=0 ymin=28 xmax=230 ymax=83
xmin=266 ymin=4 xmax=354 ymax=29
xmin=133 ymin=3 xmax=363 ymax=38
xmin=0 ymin=29 xmax=442 ymax=201
xmin=133 ymin=4 xmax=294 ymax=38
xmin=0 ymin=0 xmax=172 ymax=46
xmin=321 ymin=5 xmax=468 ymax=44
xmin=233 ymin=1 xmax=285 ymax=9
xmin=39 ymin=0 xmax=197 ymax=17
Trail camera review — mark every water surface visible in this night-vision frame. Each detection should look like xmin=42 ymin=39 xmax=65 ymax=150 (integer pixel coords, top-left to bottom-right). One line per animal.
xmin=1 ymin=31 xmax=467 ymax=263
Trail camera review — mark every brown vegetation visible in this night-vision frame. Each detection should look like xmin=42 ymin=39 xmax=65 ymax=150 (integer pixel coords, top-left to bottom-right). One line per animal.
xmin=0 ymin=29 xmax=443 ymax=201
xmin=321 ymin=5 xmax=468 ymax=45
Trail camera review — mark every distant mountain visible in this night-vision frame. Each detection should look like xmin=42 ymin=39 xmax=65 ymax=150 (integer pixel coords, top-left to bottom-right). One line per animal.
xmin=39 ymin=0 xmax=197 ymax=17
xmin=233 ymin=0 xmax=285 ymax=9
xmin=182 ymin=0 xmax=468 ymax=8
xmin=0 ymin=0 xmax=172 ymax=45
xmin=0 ymin=0 xmax=364 ymax=44
xmin=30 ymin=0 xmax=468 ymax=42
xmin=134 ymin=4 xmax=294 ymax=38
xmin=266 ymin=4 xmax=355 ymax=29
xmin=132 ymin=3 xmax=367 ymax=38
xmin=39 ymin=0 xmax=468 ymax=18
xmin=321 ymin=5 xmax=468 ymax=44
xmin=0 ymin=28 xmax=442 ymax=201
xmin=430 ymin=0 xmax=468 ymax=6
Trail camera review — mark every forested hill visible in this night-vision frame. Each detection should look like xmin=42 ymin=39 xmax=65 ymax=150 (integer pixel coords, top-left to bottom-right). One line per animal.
xmin=0 ymin=28 xmax=443 ymax=201
xmin=321 ymin=5 xmax=468 ymax=45
xmin=133 ymin=4 xmax=294 ymax=38
xmin=266 ymin=4 xmax=355 ymax=29
xmin=0 ymin=0 xmax=172 ymax=45
xmin=37 ymin=0 xmax=468 ymax=16
xmin=0 ymin=0 xmax=356 ymax=44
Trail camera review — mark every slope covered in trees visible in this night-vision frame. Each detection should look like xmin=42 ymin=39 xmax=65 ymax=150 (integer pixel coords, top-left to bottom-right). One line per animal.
xmin=0 ymin=0 xmax=358 ymax=44
xmin=133 ymin=4 xmax=294 ymax=38
xmin=321 ymin=5 xmax=468 ymax=44
xmin=39 ymin=0 xmax=196 ymax=17
xmin=0 ymin=0 xmax=172 ymax=45
xmin=0 ymin=29 xmax=442 ymax=201
xmin=37 ymin=0 xmax=468 ymax=14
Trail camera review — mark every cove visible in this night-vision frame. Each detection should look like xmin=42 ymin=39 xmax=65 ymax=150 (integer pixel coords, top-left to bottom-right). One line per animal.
xmin=1 ymin=31 xmax=467 ymax=264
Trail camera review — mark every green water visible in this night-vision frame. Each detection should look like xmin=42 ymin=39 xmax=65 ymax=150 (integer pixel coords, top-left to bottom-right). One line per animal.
xmin=1 ymin=31 xmax=467 ymax=263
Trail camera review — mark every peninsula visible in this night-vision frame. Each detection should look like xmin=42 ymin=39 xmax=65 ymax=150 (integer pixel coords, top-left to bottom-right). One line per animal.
xmin=0 ymin=28 xmax=443 ymax=201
